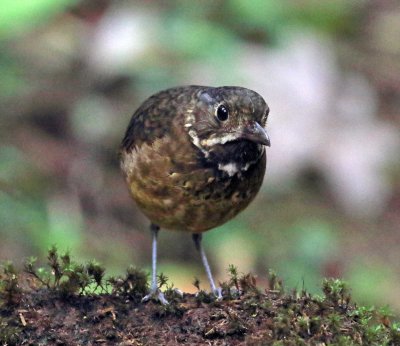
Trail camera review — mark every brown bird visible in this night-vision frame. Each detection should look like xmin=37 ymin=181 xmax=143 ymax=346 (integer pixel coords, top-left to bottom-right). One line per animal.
xmin=120 ymin=85 xmax=270 ymax=304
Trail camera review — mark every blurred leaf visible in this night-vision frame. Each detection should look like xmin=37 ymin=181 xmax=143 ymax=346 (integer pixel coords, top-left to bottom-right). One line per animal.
xmin=0 ymin=145 xmax=51 ymax=197
xmin=46 ymin=195 xmax=83 ymax=252
xmin=0 ymin=193 xmax=48 ymax=247
xmin=276 ymin=259 xmax=321 ymax=294
xmin=71 ymin=96 xmax=115 ymax=143
xmin=0 ymin=55 xmax=28 ymax=98
xmin=171 ymin=0 xmax=217 ymax=19
xmin=0 ymin=146 xmax=27 ymax=182
xmin=0 ymin=0 xmax=79 ymax=39
xmin=287 ymin=0 xmax=358 ymax=35
xmin=228 ymin=0 xmax=286 ymax=30
xmin=133 ymin=68 xmax=182 ymax=97
xmin=206 ymin=220 xmax=260 ymax=250
xmin=0 ymin=192 xmax=83 ymax=256
xmin=347 ymin=261 xmax=397 ymax=305
xmin=227 ymin=0 xmax=357 ymax=42
xmin=269 ymin=219 xmax=339 ymax=293
xmin=163 ymin=16 xmax=239 ymax=59
xmin=289 ymin=219 xmax=338 ymax=265
xmin=204 ymin=220 xmax=262 ymax=274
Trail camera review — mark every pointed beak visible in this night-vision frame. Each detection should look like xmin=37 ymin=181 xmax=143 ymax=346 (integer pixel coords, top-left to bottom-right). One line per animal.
xmin=240 ymin=121 xmax=271 ymax=147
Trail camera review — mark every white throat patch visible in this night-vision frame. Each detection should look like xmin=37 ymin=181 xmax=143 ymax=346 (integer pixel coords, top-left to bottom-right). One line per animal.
xmin=201 ymin=132 xmax=240 ymax=147
xmin=217 ymin=147 xmax=263 ymax=177
xmin=218 ymin=162 xmax=239 ymax=177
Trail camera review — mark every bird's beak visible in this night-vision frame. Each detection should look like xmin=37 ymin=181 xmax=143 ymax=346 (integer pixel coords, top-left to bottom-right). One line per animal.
xmin=240 ymin=122 xmax=271 ymax=147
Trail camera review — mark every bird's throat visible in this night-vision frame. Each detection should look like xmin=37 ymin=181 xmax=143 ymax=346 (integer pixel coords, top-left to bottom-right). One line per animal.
xmin=207 ymin=141 xmax=265 ymax=177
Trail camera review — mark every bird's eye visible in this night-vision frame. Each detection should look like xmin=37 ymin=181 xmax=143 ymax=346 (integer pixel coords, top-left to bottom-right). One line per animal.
xmin=262 ymin=107 xmax=270 ymax=121
xmin=216 ymin=104 xmax=229 ymax=122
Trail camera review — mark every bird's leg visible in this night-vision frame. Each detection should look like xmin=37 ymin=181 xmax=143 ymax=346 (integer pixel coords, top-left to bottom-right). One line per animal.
xmin=192 ymin=233 xmax=223 ymax=300
xmin=142 ymin=224 xmax=168 ymax=305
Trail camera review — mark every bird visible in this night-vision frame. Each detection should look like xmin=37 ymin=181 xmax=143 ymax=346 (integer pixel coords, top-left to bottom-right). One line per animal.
xmin=120 ymin=85 xmax=270 ymax=304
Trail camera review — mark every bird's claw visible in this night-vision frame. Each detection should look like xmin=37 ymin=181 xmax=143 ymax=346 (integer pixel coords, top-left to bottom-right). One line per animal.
xmin=142 ymin=288 xmax=169 ymax=305
xmin=213 ymin=287 xmax=223 ymax=301
xmin=173 ymin=288 xmax=184 ymax=297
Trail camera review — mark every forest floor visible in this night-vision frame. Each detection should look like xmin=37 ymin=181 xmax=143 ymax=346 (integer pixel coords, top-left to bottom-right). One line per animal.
xmin=1 ymin=249 xmax=399 ymax=345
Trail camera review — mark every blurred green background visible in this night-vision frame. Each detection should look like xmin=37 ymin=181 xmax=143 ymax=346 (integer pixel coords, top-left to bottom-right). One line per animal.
xmin=1 ymin=0 xmax=400 ymax=311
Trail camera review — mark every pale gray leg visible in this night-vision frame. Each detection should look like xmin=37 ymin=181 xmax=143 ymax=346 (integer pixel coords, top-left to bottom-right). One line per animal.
xmin=192 ymin=233 xmax=223 ymax=300
xmin=142 ymin=224 xmax=168 ymax=304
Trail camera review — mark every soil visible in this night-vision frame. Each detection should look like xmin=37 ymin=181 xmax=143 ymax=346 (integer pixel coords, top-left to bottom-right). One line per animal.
xmin=1 ymin=271 xmax=399 ymax=346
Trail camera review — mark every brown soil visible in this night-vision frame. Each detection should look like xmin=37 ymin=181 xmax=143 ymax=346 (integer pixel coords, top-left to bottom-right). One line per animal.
xmin=1 ymin=275 xmax=398 ymax=346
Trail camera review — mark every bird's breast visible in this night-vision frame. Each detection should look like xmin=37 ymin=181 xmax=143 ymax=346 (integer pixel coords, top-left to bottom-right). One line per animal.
xmin=120 ymin=134 xmax=266 ymax=232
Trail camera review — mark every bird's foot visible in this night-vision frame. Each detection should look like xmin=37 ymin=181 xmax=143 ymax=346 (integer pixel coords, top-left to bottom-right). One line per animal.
xmin=172 ymin=288 xmax=184 ymax=297
xmin=213 ymin=287 xmax=223 ymax=301
xmin=142 ymin=288 xmax=169 ymax=305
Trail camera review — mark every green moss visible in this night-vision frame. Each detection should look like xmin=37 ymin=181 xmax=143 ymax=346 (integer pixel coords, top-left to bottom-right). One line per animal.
xmin=23 ymin=246 xmax=107 ymax=297
xmin=1 ymin=248 xmax=400 ymax=344
xmin=0 ymin=317 xmax=21 ymax=346
xmin=107 ymin=265 xmax=148 ymax=301
xmin=0 ymin=262 xmax=21 ymax=306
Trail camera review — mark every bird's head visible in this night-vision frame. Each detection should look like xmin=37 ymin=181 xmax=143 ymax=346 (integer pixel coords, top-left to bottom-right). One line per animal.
xmin=184 ymin=86 xmax=270 ymax=173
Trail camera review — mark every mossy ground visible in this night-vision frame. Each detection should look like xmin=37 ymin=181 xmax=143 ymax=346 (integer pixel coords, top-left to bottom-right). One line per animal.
xmin=1 ymin=248 xmax=399 ymax=345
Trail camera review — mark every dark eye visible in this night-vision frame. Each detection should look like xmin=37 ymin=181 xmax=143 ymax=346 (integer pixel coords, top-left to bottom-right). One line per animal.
xmin=216 ymin=104 xmax=229 ymax=121
xmin=262 ymin=107 xmax=270 ymax=121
